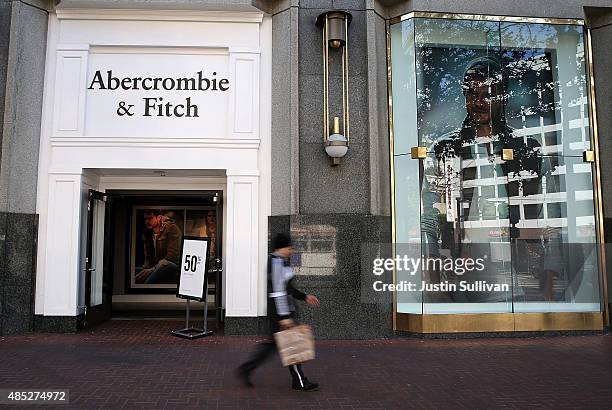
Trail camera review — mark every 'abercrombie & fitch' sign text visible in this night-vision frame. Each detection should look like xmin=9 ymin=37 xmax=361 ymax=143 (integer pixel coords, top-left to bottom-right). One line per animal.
xmin=87 ymin=70 xmax=230 ymax=118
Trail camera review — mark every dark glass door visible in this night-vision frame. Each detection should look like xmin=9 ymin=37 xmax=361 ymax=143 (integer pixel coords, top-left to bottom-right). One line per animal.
xmin=211 ymin=191 xmax=223 ymax=322
xmin=84 ymin=190 xmax=112 ymax=327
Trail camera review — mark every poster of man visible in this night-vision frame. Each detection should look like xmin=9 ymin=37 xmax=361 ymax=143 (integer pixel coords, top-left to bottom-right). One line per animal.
xmin=135 ymin=209 xmax=183 ymax=285
xmin=414 ymin=33 xmax=585 ymax=304
xmin=130 ymin=206 xmax=218 ymax=290
xmin=197 ymin=210 xmax=217 ymax=266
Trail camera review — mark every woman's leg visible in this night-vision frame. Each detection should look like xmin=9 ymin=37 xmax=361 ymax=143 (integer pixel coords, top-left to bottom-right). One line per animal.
xmin=240 ymin=340 xmax=277 ymax=374
xmin=289 ymin=363 xmax=306 ymax=388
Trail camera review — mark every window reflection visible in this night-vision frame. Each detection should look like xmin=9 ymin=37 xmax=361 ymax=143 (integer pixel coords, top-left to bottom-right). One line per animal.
xmin=391 ymin=17 xmax=601 ymax=314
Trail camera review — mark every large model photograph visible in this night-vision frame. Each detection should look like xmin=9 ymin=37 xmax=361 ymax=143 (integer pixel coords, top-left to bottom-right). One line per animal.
xmin=129 ymin=206 xmax=217 ymax=291
xmin=411 ymin=20 xmax=598 ymax=306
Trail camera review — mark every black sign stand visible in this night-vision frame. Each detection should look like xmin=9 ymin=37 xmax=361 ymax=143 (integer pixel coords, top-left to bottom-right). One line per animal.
xmin=171 ymin=237 xmax=213 ymax=339
xmin=171 ymin=278 xmax=213 ymax=339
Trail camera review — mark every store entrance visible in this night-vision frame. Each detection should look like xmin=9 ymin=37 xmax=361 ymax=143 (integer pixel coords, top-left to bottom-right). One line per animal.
xmin=82 ymin=190 xmax=223 ymax=329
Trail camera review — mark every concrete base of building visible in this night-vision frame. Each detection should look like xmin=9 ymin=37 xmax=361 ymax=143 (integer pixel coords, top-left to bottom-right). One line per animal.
xmin=396 ymin=311 xmax=606 ymax=334
xmin=0 ymin=212 xmax=38 ymax=336
xmin=34 ymin=314 xmax=83 ymax=333
xmin=394 ymin=329 xmax=608 ymax=339
xmin=224 ymin=316 xmax=269 ymax=336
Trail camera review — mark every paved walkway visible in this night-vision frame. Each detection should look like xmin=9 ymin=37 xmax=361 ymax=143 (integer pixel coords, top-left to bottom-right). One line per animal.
xmin=1 ymin=320 xmax=611 ymax=409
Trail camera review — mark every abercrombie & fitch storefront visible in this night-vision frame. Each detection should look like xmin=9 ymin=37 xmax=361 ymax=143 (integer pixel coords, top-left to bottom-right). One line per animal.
xmin=3 ymin=1 xmax=609 ymax=338
xmin=34 ymin=7 xmax=272 ymax=329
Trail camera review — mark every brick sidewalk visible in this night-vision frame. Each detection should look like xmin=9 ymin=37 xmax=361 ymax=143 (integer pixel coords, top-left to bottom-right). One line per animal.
xmin=1 ymin=320 xmax=611 ymax=409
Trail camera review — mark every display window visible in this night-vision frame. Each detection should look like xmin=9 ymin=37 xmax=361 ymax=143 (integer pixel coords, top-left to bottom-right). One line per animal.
xmin=130 ymin=206 xmax=217 ymax=290
xmin=390 ymin=15 xmax=602 ymax=315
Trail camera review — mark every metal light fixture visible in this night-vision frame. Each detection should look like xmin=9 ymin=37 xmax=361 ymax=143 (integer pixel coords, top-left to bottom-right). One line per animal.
xmin=325 ymin=117 xmax=349 ymax=163
xmin=316 ymin=10 xmax=352 ymax=166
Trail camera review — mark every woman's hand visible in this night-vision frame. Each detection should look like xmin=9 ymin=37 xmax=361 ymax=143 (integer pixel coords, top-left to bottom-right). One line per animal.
xmin=305 ymin=295 xmax=320 ymax=307
xmin=279 ymin=319 xmax=295 ymax=330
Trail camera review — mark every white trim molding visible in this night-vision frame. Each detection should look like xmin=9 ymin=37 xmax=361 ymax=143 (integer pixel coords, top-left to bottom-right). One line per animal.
xmin=50 ymin=137 xmax=261 ymax=149
xmin=56 ymin=9 xmax=264 ymax=23
xmin=42 ymin=174 xmax=82 ymax=315
xmin=225 ymin=173 xmax=260 ymax=316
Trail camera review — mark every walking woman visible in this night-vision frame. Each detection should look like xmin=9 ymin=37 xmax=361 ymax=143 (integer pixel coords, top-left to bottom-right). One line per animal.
xmin=237 ymin=233 xmax=320 ymax=391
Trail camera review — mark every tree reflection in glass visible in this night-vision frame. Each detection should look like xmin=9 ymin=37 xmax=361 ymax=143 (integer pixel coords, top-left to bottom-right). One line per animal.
xmin=407 ymin=18 xmax=599 ymax=309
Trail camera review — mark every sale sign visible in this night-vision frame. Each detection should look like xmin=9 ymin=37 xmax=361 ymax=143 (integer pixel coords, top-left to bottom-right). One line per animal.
xmin=177 ymin=237 xmax=210 ymax=301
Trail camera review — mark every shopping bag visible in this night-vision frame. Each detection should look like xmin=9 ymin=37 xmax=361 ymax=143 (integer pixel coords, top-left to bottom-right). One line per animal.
xmin=273 ymin=324 xmax=315 ymax=366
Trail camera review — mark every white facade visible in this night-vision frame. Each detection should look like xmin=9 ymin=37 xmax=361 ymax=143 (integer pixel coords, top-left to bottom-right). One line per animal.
xmin=35 ymin=7 xmax=272 ymax=318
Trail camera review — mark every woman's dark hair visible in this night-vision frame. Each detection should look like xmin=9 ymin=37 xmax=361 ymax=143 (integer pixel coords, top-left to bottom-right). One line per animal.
xmin=271 ymin=233 xmax=292 ymax=250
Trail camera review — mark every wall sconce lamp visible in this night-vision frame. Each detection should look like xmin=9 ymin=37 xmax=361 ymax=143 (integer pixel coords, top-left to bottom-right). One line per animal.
xmin=316 ymin=10 xmax=352 ymax=166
